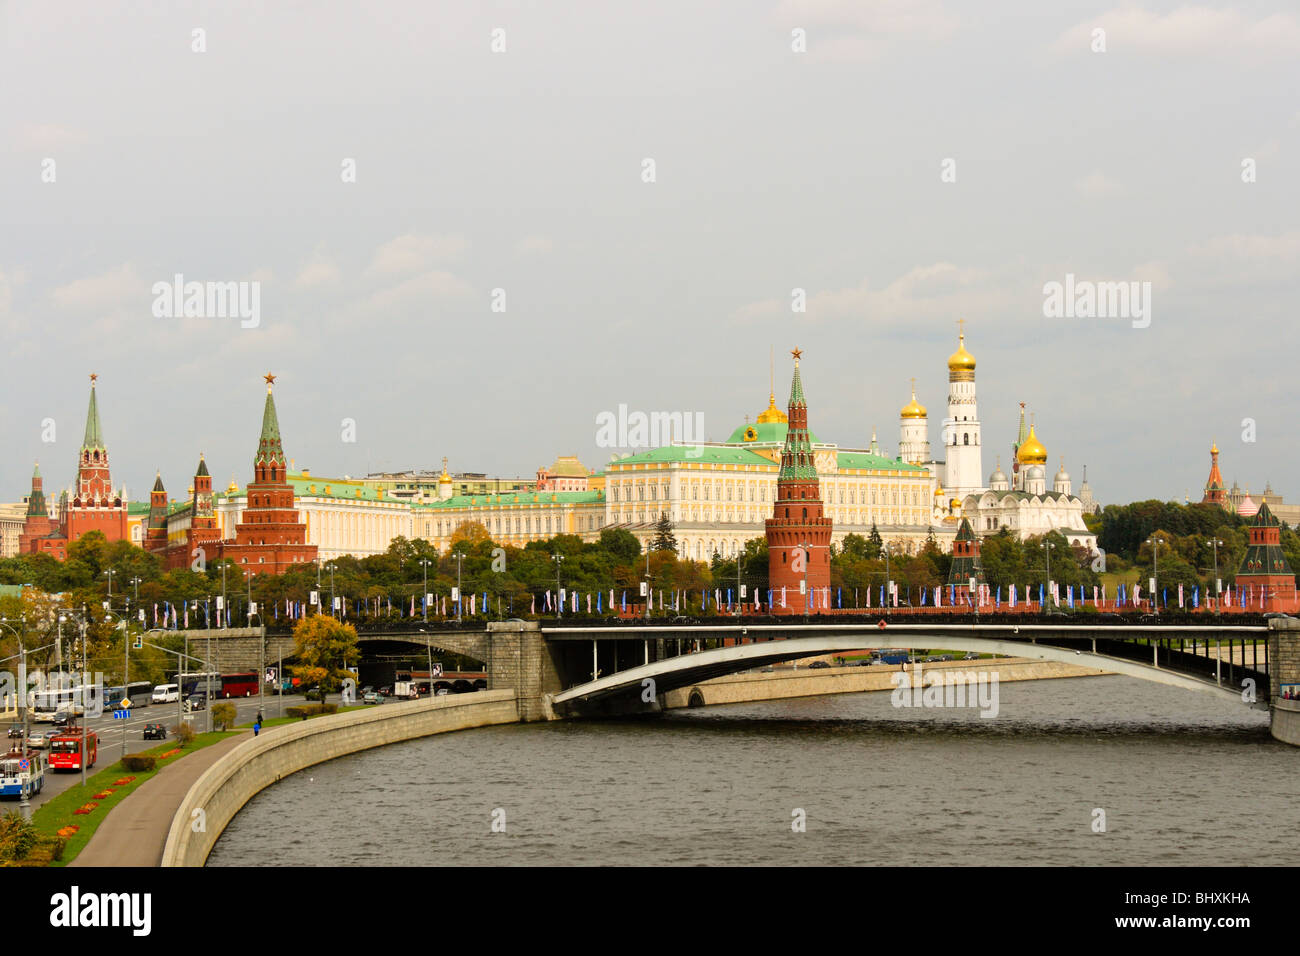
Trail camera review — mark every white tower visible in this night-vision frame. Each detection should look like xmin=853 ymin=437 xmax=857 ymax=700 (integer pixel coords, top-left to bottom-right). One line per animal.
xmin=1053 ymin=457 xmax=1072 ymax=496
xmin=898 ymin=378 xmax=930 ymax=464
xmin=942 ymin=322 xmax=982 ymax=497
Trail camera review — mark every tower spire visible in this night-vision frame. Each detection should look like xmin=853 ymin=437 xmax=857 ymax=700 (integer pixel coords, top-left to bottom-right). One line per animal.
xmin=255 ymin=373 xmax=287 ymax=477
xmin=82 ymin=373 xmax=105 ymax=451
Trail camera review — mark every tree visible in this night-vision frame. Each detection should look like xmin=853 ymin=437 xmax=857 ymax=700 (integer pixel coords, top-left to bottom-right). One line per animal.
xmin=651 ymin=511 xmax=677 ymax=553
xmin=211 ymin=701 xmax=237 ymax=731
xmin=290 ymin=616 xmax=360 ymax=702
xmin=450 ymin=521 xmax=490 ymax=551
xmin=865 ymin=523 xmax=883 ymax=560
xmin=598 ymin=527 xmax=642 ymax=565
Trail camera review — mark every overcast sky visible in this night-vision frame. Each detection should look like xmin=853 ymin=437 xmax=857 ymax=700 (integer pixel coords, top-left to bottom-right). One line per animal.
xmin=2 ymin=0 xmax=1297 ymax=508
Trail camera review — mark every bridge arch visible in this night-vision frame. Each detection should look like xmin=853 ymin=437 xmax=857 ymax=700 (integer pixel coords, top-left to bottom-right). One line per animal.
xmin=551 ymin=629 xmax=1265 ymax=714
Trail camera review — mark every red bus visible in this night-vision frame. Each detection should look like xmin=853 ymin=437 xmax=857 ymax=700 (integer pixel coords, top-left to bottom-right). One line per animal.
xmin=48 ymin=729 xmax=97 ymax=772
xmin=220 ymin=672 xmax=259 ymax=698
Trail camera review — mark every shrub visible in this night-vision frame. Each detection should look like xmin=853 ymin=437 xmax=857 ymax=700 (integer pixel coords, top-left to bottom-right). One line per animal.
xmin=172 ymin=722 xmax=197 ymax=746
xmin=211 ymin=702 xmax=237 ymax=731
xmin=121 ymin=755 xmax=156 ymax=772
xmin=0 ymin=811 xmax=37 ymax=862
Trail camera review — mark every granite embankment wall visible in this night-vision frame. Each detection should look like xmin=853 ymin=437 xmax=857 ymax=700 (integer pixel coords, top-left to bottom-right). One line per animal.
xmin=162 ymin=690 xmax=520 ymax=867
xmin=661 ymin=658 xmax=1107 ymax=708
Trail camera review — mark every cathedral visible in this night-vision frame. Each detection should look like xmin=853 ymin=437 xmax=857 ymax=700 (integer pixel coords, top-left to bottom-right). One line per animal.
xmin=896 ymin=325 xmax=1098 ymax=552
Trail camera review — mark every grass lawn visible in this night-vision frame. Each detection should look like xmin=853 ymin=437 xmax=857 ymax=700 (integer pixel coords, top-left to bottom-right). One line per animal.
xmin=30 ymin=731 xmax=239 ymax=866
xmin=235 ymin=704 xmax=365 ymax=731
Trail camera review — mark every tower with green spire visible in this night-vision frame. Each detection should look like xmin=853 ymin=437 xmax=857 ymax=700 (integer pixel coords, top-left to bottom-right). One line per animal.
xmin=62 ymin=373 xmax=128 ymax=546
xmin=765 ymin=349 xmax=832 ymax=615
xmin=219 ymin=374 xmax=317 ymax=577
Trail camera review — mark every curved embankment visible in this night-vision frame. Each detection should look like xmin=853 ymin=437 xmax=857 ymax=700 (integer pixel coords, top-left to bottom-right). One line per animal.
xmin=662 ymin=658 xmax=1106 ymax=708
xmin=1273 ymin=698 xmax=1300 ymax=746
xmin=162 ymin=690 xmax=520 ymax=867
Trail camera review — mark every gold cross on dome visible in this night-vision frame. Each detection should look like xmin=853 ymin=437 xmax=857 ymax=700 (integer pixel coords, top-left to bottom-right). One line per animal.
xmin=957 ymin=318 xmax=966 ymax=338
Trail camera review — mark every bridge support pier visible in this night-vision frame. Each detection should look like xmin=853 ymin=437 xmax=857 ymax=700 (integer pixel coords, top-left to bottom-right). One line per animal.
xmin=1268 ymin=618 xmax=1300 ymax=746
xmin=486 ymin=621 xmax=565 ymax=722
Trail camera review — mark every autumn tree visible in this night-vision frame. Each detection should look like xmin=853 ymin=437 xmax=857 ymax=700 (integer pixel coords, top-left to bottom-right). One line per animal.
xmin=290 ymin=616 xmax=360 ymax=702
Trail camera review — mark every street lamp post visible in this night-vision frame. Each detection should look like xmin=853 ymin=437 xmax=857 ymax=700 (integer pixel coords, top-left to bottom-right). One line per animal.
xmin=883 ymin=543 xmax=892 ymax=617
xmin=420 ymin=559 xmax=432 ymax=623
xmin=552 ymin=553 xmax=564 ymax=620
xmin=1043 ymin=540 xmax=1055 ymax=613
xmin=454 ymin=553 xmax=465 ymax=623
xmin=327 ymin=563 xmax=336 ymax=619
xmin=103 ymin=569 xmax=114 ymax=610
xmin=1208 ymin=538 xmax=1224 ymax=617
xmin=1147 ymin=537 xmax=1164 ymax=615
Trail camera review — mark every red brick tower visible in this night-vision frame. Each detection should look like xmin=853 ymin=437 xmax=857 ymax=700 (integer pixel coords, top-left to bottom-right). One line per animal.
xmin=144 ymin=473 xmax=169 ymax=554
xmin=1235 ymin=502 xmax=1295 ymax=599
xmin=18 ymin=462 xmax=56 ymax=554
xmin=1201 ymin=441 xmax=1227 ymax=507
xmin=61 ymin=374 xmax=128 ymax=545
xmin=766 ymin=349 xmax=832 ymax=615
xmin=185 ymin=453 xmax=222 ymax=567
xmin=216 ymin=374 xmax=317 ymax=577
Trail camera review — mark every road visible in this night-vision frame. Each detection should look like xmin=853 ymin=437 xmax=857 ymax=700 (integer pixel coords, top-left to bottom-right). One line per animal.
xmin=2 ymin=691 xmax=309 ymax=814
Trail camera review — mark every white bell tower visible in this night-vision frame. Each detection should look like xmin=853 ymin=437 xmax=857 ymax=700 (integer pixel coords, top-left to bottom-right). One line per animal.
xmin=942 ymin=321 xmax=983 ymax=497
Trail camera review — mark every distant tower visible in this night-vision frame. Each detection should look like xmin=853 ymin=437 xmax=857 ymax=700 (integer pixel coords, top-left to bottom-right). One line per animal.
xmin=942 ymin=322 xmax=982 ymax=497
xmin=18 ymin=462 xmax=55 ymax=553
xmin=1015 ymin=415 xmax=1048 ymax=495
xmin=766 ymin=349 xmax=832 ymax=615
xmin=898 ymin=378 xmax=930 ymax=464
xmin=145 ymin=472 xmax=168 ymax=553
xmin=1078 ymin=465 xmax=1099 ymax=514
xmin=61 ymin=374 xmax=129 ymax=545
xmin=1236 ymin=503 xmax=1295 ymax=600
xmin=947 ymin=518 xmax=986 ymax=588
xmin=1201 ymin=442 xmax=1228 ymax=507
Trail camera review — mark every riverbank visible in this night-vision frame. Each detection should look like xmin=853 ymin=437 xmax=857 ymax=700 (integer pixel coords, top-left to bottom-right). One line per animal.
xmin=163 ymin=689 xmax=520 ymax=866
xmin=661 ymin=657 xmax=1107 ymax=709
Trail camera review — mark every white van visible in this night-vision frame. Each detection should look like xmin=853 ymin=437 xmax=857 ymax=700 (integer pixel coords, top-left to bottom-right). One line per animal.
xmin=151 ymin=684 xmax=179 ymax=704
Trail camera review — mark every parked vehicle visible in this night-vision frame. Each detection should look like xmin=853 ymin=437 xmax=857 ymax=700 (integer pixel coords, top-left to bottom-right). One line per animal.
xmin=362 ymin=691 xmax=382 ymax=705
xmin=151 ymin=684 xmax=180 ymax=704
xmin=808 ymin=661 xmax=831 ymax=669
xmin=143 ymin=723 xmax=167 ymax=740
xmin=304 ymin=686 xmax=324 ymax=702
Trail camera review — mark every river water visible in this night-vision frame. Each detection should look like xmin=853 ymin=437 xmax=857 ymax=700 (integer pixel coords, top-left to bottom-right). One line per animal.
xmin=207 ymin=676 xmax=1297 ymax=866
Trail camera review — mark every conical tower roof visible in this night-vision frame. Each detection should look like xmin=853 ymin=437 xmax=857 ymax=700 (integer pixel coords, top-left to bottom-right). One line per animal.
xmin=82 ymin=376 xmax=105 ymax=450
xmin=151 ymin=472 xmax=165 ymax=492
xmin=196 ymin=453 xmax=209 ymax=477
xmin=255 ymin=374 xmax=287 ymax=469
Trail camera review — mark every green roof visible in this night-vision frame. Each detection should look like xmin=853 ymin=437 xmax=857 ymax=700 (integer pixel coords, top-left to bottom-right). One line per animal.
xmin=724 ymin=421 xmax=820 ymax=445
xmin=255 ymin=387 xmax=286 ymax=470
xmin=416 ymin=490 xmax=605 ymax=510
xmin=612 ymin=446 xmax=776 ymax=467
xmin=83 ymin=382 xmax=104 ymax=451
xmin=836 ymin=452 xmax=926 ymax=472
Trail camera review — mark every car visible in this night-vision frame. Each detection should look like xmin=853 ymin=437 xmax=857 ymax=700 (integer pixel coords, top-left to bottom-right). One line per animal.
xmin=6 ymin=726 xmax=24 ymax=740
xmin=27 ymin=729 xmax=45 ymax=748
xmin=808 ymin=661 xmax=831 ymax=669
xmin=143 ymin=723 xmax=167 ymax=740
xmin=40 ymin=729 xmax=61 ymax=748
xmin=51 ymin=711 xmax=72 ymax=727
xmin=434 ymin=688 xmax=450 ymax=697
xmin=962 ymin=652 xmax=979 ymax=660
xmin=937 ymin=655 xmax=953 ymax=662
xmin=377 ymin=686 xmax=391 ymax=697
xmin=359 ymin=685 xmax=374 ymax=697
xmin=304 ymin=687 xmax=324 ymax=702
xmin=362 ymin=691 xmax=382 ymax=705
xmin=184 ymin=694 xmax=207 ymax=712
xmin=151 ymin=684 xmax=180 ymax=704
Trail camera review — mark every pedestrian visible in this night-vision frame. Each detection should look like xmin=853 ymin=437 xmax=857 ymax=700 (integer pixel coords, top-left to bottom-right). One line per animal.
xmin=256 ymin=708 xmax=264 ymax=725
xmin=253 ymin=721 xmax=260 ymax=737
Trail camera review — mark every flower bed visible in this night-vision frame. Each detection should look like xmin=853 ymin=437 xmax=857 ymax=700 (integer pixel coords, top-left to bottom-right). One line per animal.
xmin=113 ymin=777 xmax=135 ymax=786
xmin=56 ymin=825 xmax=79 ymax=838
xmin=72 ymin=802 xmax=99 ymax=816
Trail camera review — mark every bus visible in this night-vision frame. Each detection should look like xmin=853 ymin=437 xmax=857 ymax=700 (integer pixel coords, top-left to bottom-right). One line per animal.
xmin=103 ymin=681 xmax=153 ymax=710
xmin=178 ymin=672 xmax=220 ymax=701
xmin=48 ymin=729 xmax=97 ymax=772
xmin=32 ymin=684 xmax=101 ymax=721
xmin=0 ymin=749 xmax=44 ymax=798
xmin=219 ymin=673 xmax=258 ymax=698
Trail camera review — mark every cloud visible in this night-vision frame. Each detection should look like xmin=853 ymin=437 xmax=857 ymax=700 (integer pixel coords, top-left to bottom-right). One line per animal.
xmin=774 ymin=0 xmax=958 ymax=61
xmin=1052 ymin=7 xmax=1300 ymax=60
xmin=733 ymin=262 xmax=1009 ymax=325
xmin=50 ymin=263 xmax=144 ymax=310
xmin=15 ymin=124 xmax=89 ymax=151
xmin=358 ymin=270 xmax=475 ymax=313
xmin=1074 ymin=171 xmax=1123 ymax=198
xmin=293 ymin=259 xmax=340 ymax=289
xmin=365 ymin=234 xmax=468 ymax=277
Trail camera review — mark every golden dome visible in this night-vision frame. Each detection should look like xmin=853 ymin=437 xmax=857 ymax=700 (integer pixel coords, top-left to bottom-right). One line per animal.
xmin=1211 ymin=440 xmax=1218 ymax=455
xmin=900 ymin=381 xmax=927 ymax=419
xmin=438 ymin=456 xmax=452 ymax=484
xmin=755 ymin=392 xmax=788 ymax=425
xmin=1016 ymin=424 xmax=1048 ymax=466
xmin=947 ymin=332 xmax=976 ymax=372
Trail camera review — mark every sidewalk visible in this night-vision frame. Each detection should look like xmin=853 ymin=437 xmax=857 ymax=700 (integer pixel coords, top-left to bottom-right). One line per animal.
xmin=71 ymin=731 xmax=251 ymax=868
